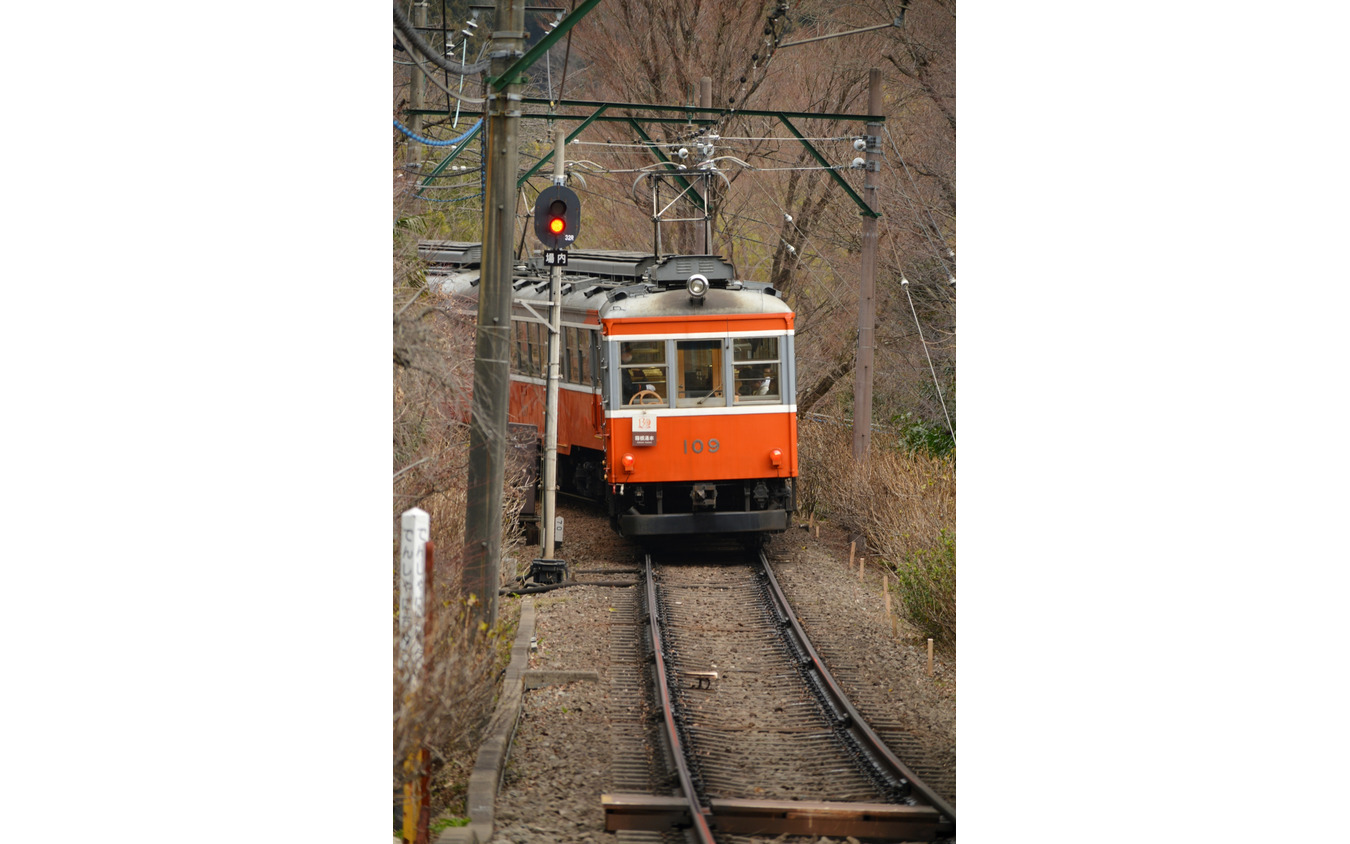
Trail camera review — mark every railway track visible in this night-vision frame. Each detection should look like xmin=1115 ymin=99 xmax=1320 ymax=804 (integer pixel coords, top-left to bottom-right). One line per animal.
xmin=602 ymin=546 xmax=956 ymax=842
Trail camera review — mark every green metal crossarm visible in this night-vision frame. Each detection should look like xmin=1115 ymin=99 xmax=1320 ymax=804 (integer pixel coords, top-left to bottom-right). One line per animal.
xmin=417 ymin=120 xmax=487 ymax=196
xmin=626 ymin=119 xmax=698 ymax=199
xmin=487 ymin=0 xmax=605 ymax=91
xmin=779 ymin=116 xmax=879 ymax=218
xmin=516 ymin=105 xmax=611 ymax=189
xmin=520 ymin=97 xmax=885 ymax=126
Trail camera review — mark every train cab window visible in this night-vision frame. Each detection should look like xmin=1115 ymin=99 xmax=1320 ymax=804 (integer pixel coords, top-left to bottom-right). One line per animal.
xmin=676 ymin=340 xmax=725 ymax=408
xmin=733 ymin=336 xmax=782 ymax=404
xmin=618 ymin=340 xmax=667 ymax=406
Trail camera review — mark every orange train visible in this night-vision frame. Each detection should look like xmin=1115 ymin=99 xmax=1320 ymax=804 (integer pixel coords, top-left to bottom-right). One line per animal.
xmin=423 ymin=242 xmax=798 ymax=540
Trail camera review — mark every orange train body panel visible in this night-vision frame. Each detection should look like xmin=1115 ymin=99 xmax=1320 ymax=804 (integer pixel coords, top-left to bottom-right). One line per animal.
xmin=604 ymin=412 xmax=797 ymax=484
xmin=507 ymin=381 xmax=602 ymax=455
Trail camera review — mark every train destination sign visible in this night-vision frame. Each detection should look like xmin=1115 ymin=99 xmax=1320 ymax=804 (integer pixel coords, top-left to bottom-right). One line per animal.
xmin=632 ymin=412 xmax=656 ymax=446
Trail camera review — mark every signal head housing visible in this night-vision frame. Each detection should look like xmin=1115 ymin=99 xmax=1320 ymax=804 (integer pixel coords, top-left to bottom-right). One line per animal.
xmin=533 ymin=185 xmax=581 ymax=250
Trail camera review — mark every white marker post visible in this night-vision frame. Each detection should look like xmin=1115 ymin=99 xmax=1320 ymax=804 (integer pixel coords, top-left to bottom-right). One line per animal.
xmin=399 ymin=507 xmax=430 ymax=686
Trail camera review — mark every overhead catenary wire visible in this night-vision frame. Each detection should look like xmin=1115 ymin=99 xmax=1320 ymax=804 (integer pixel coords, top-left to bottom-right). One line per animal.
xmin=393 ymin=24 xmax=487 ymax=105
xmin=900 ymin=276 xmax=955 ymax=440
xmin=393 ymin=2 xmax=491 ymax=76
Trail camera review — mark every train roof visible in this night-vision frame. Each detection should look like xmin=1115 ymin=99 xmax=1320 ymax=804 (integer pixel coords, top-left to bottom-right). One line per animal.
xmin=419 ymin=241 xmax=792 ymax=320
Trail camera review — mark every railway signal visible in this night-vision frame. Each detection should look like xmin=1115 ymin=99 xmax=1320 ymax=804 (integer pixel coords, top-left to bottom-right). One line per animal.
xmin=533 ymin=184 xmax=581 ymax=251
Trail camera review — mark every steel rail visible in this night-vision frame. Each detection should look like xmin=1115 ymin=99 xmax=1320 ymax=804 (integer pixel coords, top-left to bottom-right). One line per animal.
xmin=643 ymin=552 xmax=717 ymax=844
xmin=757 ymin=551 xmax=958 ymax=828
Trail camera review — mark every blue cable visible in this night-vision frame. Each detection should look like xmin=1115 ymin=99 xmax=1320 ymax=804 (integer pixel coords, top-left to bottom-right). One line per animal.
xmin=393 ymin=117 xmax=483 ymax=147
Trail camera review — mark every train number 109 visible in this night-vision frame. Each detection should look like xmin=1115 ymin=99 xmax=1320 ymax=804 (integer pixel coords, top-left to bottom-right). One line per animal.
xmin=682 ymin=438 xmax=720 ymax=454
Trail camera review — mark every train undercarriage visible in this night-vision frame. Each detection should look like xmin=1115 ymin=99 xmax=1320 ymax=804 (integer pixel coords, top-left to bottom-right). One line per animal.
xmin=560 ymin=446 xmax=795 ymax=539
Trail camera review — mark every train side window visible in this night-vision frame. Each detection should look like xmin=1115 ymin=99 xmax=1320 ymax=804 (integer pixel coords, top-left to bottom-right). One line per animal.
xmin=618 ymin=340 xmax=667 ymax=407
xmin=676 ymin=339 xmax=724 ymax=407
xmin=733 ymin=336 xmax=781 ymax=404
xmin=575 ymin=328 xmax=589 ymax=385
xmin=527 ymin=322 xmax=543 ymax=377
xmin=564 ymin=327 xmax=574 ymax=383
xmin=588 ymin=331 xmax=600 ymax=385
xmin=512 ymin=320 xmax=527 ymax=375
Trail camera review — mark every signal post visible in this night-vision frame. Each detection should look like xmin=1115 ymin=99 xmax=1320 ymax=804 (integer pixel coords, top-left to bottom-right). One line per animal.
xmin=533 ymin=126 xmax=580 ymax=584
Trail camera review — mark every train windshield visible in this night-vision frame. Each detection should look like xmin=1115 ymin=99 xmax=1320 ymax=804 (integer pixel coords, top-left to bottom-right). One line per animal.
xmin=676 ymin=340 xmax=724 ymax=407
xmin=733 ymin=337 xmax=781 ymax=404
xmin=619 ymin=340 xmax=667 ymax=406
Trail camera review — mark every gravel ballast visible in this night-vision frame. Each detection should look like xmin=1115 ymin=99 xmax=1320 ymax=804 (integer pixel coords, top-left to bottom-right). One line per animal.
xmin=477 ymin=499 xmax=955 ymax=843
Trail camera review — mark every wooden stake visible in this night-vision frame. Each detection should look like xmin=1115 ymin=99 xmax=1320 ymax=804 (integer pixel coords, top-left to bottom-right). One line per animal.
xmin=815 ymin=523 xmax=819 ymax=538
xmin=858 ymin=556 xmax=865 ymax=582
xmin=808 ymin=511 xmax=815 ymax=533
xmin=927 ymin=638 xmax=934 ymax=676
xmin=848 ymin=540 xmax=856 ymax=569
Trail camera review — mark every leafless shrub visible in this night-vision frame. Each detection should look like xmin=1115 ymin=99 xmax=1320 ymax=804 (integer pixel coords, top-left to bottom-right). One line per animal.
xmin=797 ymin=414 xmax=955 ymax=642
xmin=798 ymin=416 xmax=953 ymax=556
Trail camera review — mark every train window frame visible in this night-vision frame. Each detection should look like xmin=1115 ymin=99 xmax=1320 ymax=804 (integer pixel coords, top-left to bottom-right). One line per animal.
xmin=615 ymin=339 xmax=668 ymax=408
xmin=732 ymin=336 xmax=782 ymax=404
xmin=676 ymin=339 xmax=726 ymax=408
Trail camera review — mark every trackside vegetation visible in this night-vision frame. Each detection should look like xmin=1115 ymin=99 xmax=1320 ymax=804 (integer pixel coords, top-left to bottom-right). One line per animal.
xmin=797 ymin=415 xmax=956 ymax=649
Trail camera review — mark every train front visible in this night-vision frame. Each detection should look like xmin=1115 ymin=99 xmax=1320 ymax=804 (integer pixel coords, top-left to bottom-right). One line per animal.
xmin=599 ymin=259 xmax=798 ymax=539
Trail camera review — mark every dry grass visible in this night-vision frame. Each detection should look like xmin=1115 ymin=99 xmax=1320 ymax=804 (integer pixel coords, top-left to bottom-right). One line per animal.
xmin=797 ymin=415 xmax=956 ymax=646
xmin=798 ymin=416 xmax=954 ymax=559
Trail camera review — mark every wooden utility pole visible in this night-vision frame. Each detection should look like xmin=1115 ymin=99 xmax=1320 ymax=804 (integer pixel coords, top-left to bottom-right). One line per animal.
xmin=462 ymin=0 xmax=525 ymax=627
xmin=852 ymin=68 xmax=882 ymax=460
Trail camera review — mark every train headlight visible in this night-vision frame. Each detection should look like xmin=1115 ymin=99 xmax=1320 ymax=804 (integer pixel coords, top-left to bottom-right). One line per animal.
xmin=621 ymin=453 xmax=636 ymax=474
xmin=769 ymin=448 xmax=783 ymax=468
xmin=686 ymin=274 xmax=709 ymax=300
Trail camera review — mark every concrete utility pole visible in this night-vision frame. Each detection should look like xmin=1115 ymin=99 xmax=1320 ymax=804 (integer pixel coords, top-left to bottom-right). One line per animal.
xmin=462 ymin=0 xmax=525 ymax=628
xmin=852 ymin=68 xmax=882 ymax=460
xmin=541 ymin=126 xmax=565 ymax=560
xmin=408 ymin=2 xmax=428 ymax=169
